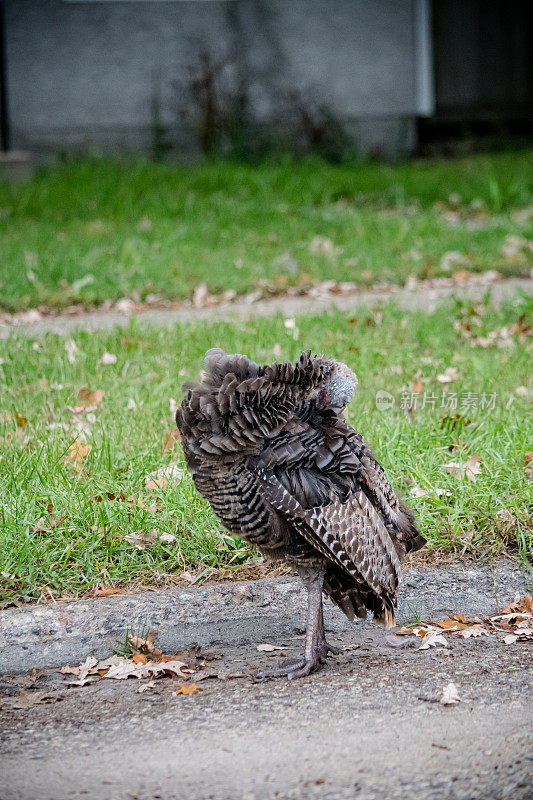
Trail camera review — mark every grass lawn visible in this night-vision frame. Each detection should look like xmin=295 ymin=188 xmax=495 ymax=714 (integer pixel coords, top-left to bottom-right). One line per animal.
xmin=0 ymin=296 xmax=531 ymax=605
xmin=0 ymin=151 xmax=532 ymax=313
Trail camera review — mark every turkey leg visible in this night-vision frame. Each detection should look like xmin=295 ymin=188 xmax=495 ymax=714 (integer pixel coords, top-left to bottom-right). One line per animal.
xmin=254 ymin=565 xmax=340 ymax=681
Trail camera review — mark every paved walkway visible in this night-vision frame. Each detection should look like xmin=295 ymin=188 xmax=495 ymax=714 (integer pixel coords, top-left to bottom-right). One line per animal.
xmin=2 ymin=277 xmax=532 ymax=338
xmin=1 ymin=563 xmax=531 ymax=800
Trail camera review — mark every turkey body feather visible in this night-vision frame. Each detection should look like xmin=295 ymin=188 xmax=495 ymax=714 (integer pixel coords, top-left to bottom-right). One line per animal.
xmin=177 ymin=349 xmax=424 ymax=679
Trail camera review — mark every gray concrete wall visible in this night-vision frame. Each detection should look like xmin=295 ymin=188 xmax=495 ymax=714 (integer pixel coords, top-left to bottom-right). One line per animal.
xmin=6 ymin=0 xmax=421 ymax=157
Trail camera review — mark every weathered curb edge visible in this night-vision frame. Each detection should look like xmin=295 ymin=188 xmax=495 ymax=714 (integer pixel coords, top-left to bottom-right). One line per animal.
xmin=0 ymin=563 xmax=529 ymax=673
xmin=1 ymin=278 xmax=531 ymax=339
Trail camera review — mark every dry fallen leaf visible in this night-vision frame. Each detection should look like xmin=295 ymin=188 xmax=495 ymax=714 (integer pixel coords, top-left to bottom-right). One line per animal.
xmin=256 ymin=643 xmax=284 ymax=652
xmin=496 ymin=508 xmax=515 ymax=526
xmin=65 ymin=338 xmax=79 ymax=364
xmin=11 ymin=668 xmax=43 ymax=689
xmin=59 ymin=664 xmax=80 ymax=675
xmin=440 ymin=251 xmax=467 ymax=272
xmin=68 ymin=675 xmax=100 ymax=687
xmin=29 ymin=504 xmax=68 ymax=535
xmin=124 ymin=529 xmax=175 ymax=550
xmin=92 ymin=586 xmax=126 ymax=598
xmin=66 ymin=653 xmax=189 ymax=683
xmin=8 ymin=690 xmax=63 ymax=709
xmin=98 ymin=352 xmax=117 ymax=365
xmin=437 ymin=617 xmax=471 ymax=631
xmin=129 ymin=630 xmax=163 ymax=659
xmin=77 ymin=656 xmax=99 ymax=682
xmin=174 ymin=683 xmax=203 ymax=696
xmin=163 ymin=428 xmax=181 ymax=455
xmin=418 ymin=630 xmax=449 ymax=650
xmin=502 ymin=595 xmax=533 ymax=614
xmin=436 ymin=367 xmax=459 ymax=383
xmin=63 ymin=440 xmax=91 ymax=471
xmin=145 ymin=464 xmax=184 ymax=492
xmin=441 ymin=454 xmax=483 ymax=482
xmin=137 ymin=681 xmax=156 ymax=693
xmin=77 ymin=387 xmax=105 ymax=409
xmin=440 ymin=682 xmax=461 ymax=706
xmin=14 ymin=410 xmax=28 ymax=428
xmin=193 ymin=283 xmax=208 ymax=308
xmin=458 ymin=626 xmax=489 ymax=638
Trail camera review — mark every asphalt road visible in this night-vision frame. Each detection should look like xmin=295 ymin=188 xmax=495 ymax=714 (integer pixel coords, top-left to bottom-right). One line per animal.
xmin=1 ymin=619 xmax=531 ymax=800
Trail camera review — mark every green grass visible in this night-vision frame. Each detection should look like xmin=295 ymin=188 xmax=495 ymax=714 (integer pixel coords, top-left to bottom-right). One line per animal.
xmin=0 ymin=151 xmax=532 ymax=312
xmin=1 ymin=297 xmax=531 ymax=605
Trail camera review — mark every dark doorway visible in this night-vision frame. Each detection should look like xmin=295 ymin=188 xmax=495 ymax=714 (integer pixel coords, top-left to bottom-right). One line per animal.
xmin=418 ymin=0 xmax=532 ymax=152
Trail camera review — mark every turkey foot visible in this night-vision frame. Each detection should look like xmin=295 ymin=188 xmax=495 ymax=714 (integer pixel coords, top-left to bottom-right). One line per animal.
xmin=254 ymin=564 xmax=339 ymax=681
xmin=255 ymin=639 xmax=340 ymax=681
xmin=255 ymin=656 xmax=318 ymax=681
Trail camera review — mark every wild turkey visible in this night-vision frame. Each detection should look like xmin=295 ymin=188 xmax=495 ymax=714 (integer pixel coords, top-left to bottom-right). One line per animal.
xmin=176 ymin=349 xmax=425 ymax=679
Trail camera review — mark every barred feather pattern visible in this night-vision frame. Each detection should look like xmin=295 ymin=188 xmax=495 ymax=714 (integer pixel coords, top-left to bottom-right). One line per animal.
xmin=177 ymin=349 xmax=425 ymax=621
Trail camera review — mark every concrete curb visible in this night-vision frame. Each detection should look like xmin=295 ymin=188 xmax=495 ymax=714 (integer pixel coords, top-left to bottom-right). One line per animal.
xmin=1 ymin=278 xmax=532 ymax=339
xmin=0 ymin=562 xmax=529 ymax=673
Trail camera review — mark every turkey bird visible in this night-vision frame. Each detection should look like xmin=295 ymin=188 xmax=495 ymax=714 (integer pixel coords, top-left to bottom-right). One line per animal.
xmin=176 ymin=349 xmax=425 ymax=679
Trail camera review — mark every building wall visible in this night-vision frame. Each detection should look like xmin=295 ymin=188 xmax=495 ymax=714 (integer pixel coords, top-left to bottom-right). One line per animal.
xmin=6 ymin=0 xmax=422 ymax=157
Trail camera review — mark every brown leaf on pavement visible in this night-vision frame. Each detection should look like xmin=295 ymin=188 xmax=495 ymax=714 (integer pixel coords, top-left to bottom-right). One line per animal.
xmin=174 ymin=646 xmax=222 ymax=669
xmin=458 ymin=626 xmax=489 ymax=638
xmin=12 ymin=668 xmax=43 ymax=688
xmin=174 ymin=683 xmax=203 ymax=696
xmin=137 ymin=681 xmax=156 ymax=693
xmin=63 ymin=652 xmax=189 ymax=684
xmin=9 ymin=690 xmax=64 ymax=709
xmin=128 ymin=630 xmax=163 ymax=660
xmin=440 ymin=682 xmax=461 ymax=706
xmin=59 ymin=664 xmax=80 ymax=675
xmin=418 ymin=630 xmax=449 ymax=650
xmin=437 ymin=617 xmax=471 ymax=631
xmin=502 ymin=595 xmax=533 ymax=614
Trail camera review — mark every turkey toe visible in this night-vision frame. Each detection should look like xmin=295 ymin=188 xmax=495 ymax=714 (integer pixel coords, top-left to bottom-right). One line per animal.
xmin=254 ymin=657 xmax=319 ymax=681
